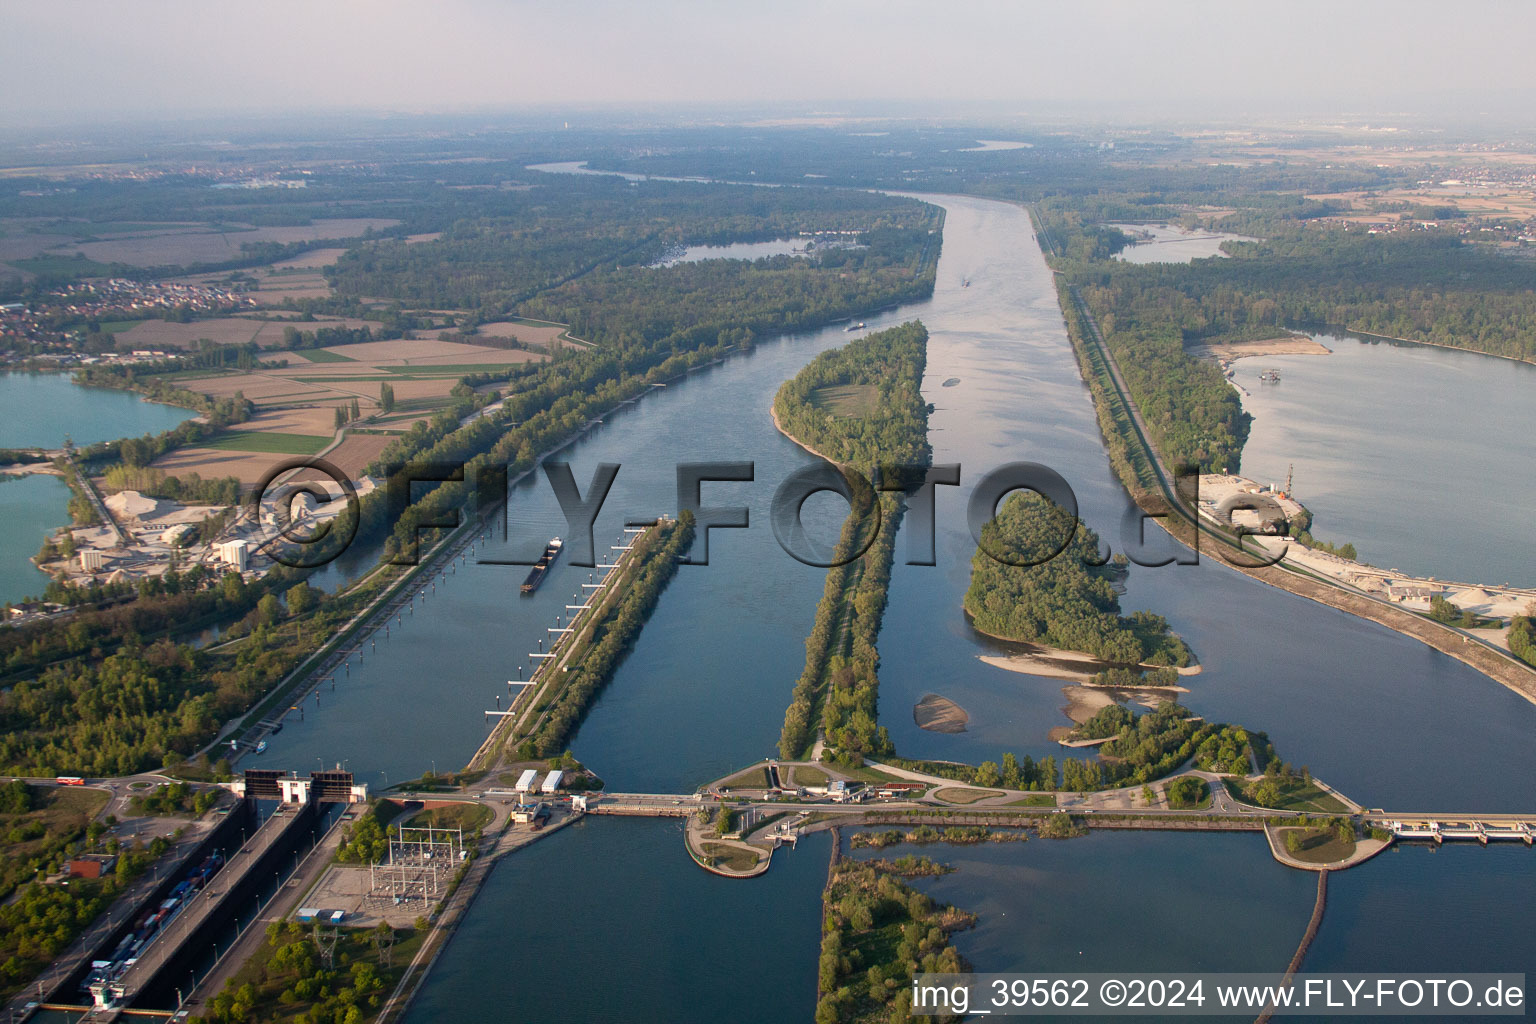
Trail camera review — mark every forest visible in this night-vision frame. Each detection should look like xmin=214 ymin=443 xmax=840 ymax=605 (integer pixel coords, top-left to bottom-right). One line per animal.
xmin=327 ymin=176 xmax=942 ymax=315
xmin=1035 ymin=193 xmax=1536 ymax=477
xmin=816 ymin=857 xmax=972 ymax=1024
xmin=773 ymin=322 xmax=931 ymax=764
xmin=1071 ymin=225 xmax=1536 ymax=363
xmin=964 ymin=491 xmax=1193 ymax=667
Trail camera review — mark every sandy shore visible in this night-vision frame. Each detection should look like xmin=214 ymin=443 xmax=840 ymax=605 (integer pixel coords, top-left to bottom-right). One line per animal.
xmin=770 ymin=402 xmax=842 ymax=466
xmin=977 ymin=642 xmax=1201 ymax=683
xmin=913 ymin=693 xmax=969 ymax=733
xmin=1189 ymin=335 xmax=1331 ymax=360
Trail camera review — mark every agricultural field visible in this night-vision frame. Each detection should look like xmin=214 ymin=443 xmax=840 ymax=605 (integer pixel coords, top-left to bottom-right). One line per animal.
xmin=147 ymin=334 xmax=551 ymax=483
xmin=808 ymin=383 xmax=878 ymax=417
xmin=45 ymin=219 xmax=399 ymax=268
xmin=200 ymin=431 xmax=331 ymax=455
xmin=115 ymin=315 xmax=375 ymax=350
xmin=172 ymin=246 xmax=349 ymax=304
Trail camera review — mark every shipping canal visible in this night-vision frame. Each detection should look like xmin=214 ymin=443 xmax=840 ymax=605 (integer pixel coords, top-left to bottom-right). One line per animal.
xmin=253 ymin=189 xmax=1533 ymax=1020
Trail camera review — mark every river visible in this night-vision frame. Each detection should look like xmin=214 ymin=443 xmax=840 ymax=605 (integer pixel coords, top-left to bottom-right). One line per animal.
xmin=0 ymin=373 xmax=195 ymax=603
xmin=238 ymin=189 xmax=1532 ymax=1020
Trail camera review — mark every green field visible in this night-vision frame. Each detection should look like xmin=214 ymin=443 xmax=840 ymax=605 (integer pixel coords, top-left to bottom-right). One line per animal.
xmin=89 ymin=319 xmax=149 ymax=335
xmin=12 ymin=255 xmax=116 ymax=278
xmin=403 ymin=802 xmax=492 ymax=832
xmin=700 ymin=842 xmax=760 ymax=871
xmin=717 ymin=765 xmax=770 ymax=790
xmin=202 ymin=431 xmax=330 ymax=455
xmin=1225 ymin=777 xmax=1347 ymax=814
xmin=296 ymin=348 xmax=357 ymax=363
xmin=807 ymin=383 xmax=878 ymax=417
xmin=1279 ymin=827 xmax=1357 ymax=864
xmin=787 ymin=765 xmax=829 ymax=788
xmin=1005 ymin=793 xmax=1058 ymax=807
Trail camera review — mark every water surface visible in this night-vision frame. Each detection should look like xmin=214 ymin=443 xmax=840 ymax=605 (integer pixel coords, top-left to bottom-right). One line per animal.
xmin=0 ymin=373 xmax=195 ymax=603
xmin=1233 ymin=332 xmax=1536 ymax=587
xmin=0 ymin=472 xmax=70 ymax=603
xmin=0 ymin=372 xmax=194 ymax=449
xmin=404 ymin=818 xmax=828 ymax=1024
xmin=1110 ymin=223 xmax=1255 ymax=264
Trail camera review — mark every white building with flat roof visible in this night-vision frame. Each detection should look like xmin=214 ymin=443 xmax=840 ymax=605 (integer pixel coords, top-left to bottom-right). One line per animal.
xmin=218 ymin=539 xmax=249 ymax=571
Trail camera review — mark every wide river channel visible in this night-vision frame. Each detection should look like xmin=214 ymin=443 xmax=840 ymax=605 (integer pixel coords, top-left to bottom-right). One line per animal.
xmin=246 ymin=191 xmax=1533 ymax=1022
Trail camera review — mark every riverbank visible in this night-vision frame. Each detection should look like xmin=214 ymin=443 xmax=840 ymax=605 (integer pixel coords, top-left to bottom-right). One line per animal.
xmin=1188 ymin=334 xmax=1332 ymax=360
xmin=769 ymin=402 xmax=839 ymax=466
xmin=1338 ymin=326 xmax=1536 ymax=369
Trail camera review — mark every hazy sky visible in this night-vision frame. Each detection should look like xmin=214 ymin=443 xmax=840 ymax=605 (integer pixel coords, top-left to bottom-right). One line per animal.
xmin=5 ymin=0 xmax=1535 ymax=126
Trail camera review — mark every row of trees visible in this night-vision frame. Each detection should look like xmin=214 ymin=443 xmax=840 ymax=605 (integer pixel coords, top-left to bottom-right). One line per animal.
xmin=101 ymin=465 xmax=242 ymax=506
xmin=1509 ymin=615 xmax=1536 ymax=669
xmin=519 ymin=513 xmax=695 ymax=758
xmin=773 ymin=323 xmax=932 ymax=763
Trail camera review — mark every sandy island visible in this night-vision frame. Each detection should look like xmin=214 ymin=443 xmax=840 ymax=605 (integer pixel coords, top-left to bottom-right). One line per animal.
xmin=977 ymin=643 xmax=1200 ymax=684
xmin=913 ymin=693 xmax=969 ymax=733
xmin=973 ymin=642 xmax=1198 ymax=744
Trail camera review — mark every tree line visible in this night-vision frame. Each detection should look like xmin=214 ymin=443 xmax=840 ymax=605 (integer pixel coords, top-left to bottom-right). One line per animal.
xmin=772 ymin=322 xmax=932 ymax=764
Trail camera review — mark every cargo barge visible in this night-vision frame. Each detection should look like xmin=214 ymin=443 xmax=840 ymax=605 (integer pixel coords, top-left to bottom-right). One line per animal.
xmin=520 ymin=537 xmax=563 ymax=594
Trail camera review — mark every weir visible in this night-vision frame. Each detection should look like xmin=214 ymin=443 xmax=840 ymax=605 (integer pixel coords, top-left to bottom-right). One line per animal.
xmin=1379 ymin=817 xmax=1536 ymax=845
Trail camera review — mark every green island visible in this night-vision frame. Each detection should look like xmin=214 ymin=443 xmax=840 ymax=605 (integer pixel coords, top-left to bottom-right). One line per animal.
xmin=506 ymin=512 xmax=695 ymax=760
xmin=894 ymin=700 xmax=1272 ymax=793
xmin=964 ymin=491 xmax=1193 ymax=668
xmin=816 ymin=856 xmax=973 ymax=1024
xmin=774 ymin=321 xmax=932 ymax=765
